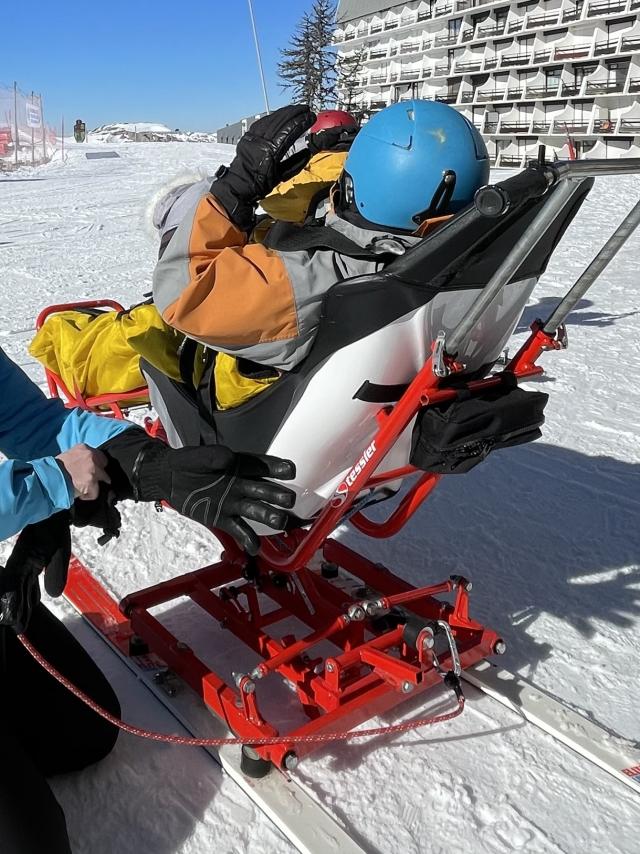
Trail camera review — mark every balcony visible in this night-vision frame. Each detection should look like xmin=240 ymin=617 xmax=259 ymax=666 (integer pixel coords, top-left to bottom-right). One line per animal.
xmin=434 ymin=3 xmax=454 ymax=16
xmin=532 ymin=121 xmax=551 ymax=132
xmin=501 ymin=52 xmax=532 ymax=67
xmin=435 ymin=94 xmax=458 ymax=103
xmin=594 ymin=40 xmax=618 ymax=57
xmin=619 ymin=118 xmax=640 ymax=133
xmin=526 ymin=85 xmax=561 ymax=98
xmin=621 ymin=36 xmax=640 ymax=52
xmin=561 ymin=8 xmax=582 ymax=21
xmin=593 ymin=118 xmax=616 ymax=133
xmin=533 ymin=49 xmax=552 ymax=63
xmin=585 ymin=79 xmax=625 ymax=94
xmin=461 ymin=91 xmax=475 ymax=102
xmin=370 ymin=74 xmax=388 ymax=83
xmin=629 ymin=77 xmax=640 ymax=92
xmin=501 ymin=155 xmax=524 ymax=166
xmin=369 ymin=49 xmax=387 ymax=60
xmin=527 ymin=12 xmax=560 ymax=28
xmin=384 ymin=20 xmax=399 ymax=30
xmin=561 ymin=83 xmax=582 ymax=96
xmin=400 ymin=42 xmax=422 ymax=54
xmin=417 ymin=10 xmax=431 ymax=21
xmin=369 ymin=100 xmax=387 ymax=111
xmin=455 ymin=60 xmax=484 ymax=72
xmin=500 ymin=122 xmax=532 ymax=132
xmin=370 ymin=24 xmax=383 ymax=34
xmin=484 ymin=121 xmax=499 ymax=132
xmin=553 ymin=120 xmax=589 ymax=133
xmin=507 ymin=86 xmax=524 ymax=98
xmin=484 ymin=58 xmax=499 ymax=69
xmin=400 ymin=70 xmax=422 ymax=80
xmin=434 ymin=63 xmax=451 ymax=75
xmin=434 ymin=34 xmax=458 ymax=47
xmin=478 ymin=88 xmax=506 ymax=102
xmin=477 ymin=24 xmax=506 ymax=38
xmin=587 ymin=0 xmax=627 ymax=16
xmin=554 ymin=44 xmax=591 ymax=60
xmin=461 ymin=30 xmax=475 ymax=42
xmin=508 ymin=20 xmax=524 ymax=33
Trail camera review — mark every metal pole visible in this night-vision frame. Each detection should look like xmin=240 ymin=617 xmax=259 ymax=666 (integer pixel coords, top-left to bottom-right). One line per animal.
xmin=543 ymin=197 xmax=640 ymax=334
xmin=247 ymin=0 xmax=270 ymax=113
xmin=31 ymin=91 xmax=35 ymax=166
xmin=40 ymin=94 xmax=46 ymax=161
xmin=13 ymin=81 xmax=19 ymax=167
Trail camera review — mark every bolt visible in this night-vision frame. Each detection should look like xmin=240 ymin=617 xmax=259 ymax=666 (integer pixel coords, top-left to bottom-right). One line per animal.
xmin=402 ymin=681 xmax=414 ymax=694
xmin=347 ymin=604 xmax=366 ymax=621
xmin=283 ymin=752 xmax=298 ymax=771
xmin=243 ymin=680 xmax=256 ymax=695
xmin=465 ymin=581 xmax=473 ymax=592
xmin=494 ymin=640 xmax=507 ymax=655
xmin=421 ymin=628 xmax=435 ymax=651
xmin=325 ymin=662 xmax=335 ymax=673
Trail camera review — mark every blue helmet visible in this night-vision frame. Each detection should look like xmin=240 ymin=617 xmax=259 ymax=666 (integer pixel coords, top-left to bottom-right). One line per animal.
xmin=341 ymin=100 xmax=490 ymax=231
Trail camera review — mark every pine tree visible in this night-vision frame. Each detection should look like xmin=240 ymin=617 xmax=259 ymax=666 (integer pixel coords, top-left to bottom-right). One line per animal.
xmin=278 ymin=1 xmax=338 ymax=111
xmin=336 ymin=45 xmax=367 ymax=118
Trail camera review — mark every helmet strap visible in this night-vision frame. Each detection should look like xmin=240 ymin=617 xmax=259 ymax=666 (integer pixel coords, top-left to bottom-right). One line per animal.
xmin=412 ymin=170 xmax=457 ymax=225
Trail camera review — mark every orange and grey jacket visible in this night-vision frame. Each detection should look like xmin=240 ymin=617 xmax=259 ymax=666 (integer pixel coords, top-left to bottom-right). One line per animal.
xmin=152 ymin=179 xmax=421 ymax=371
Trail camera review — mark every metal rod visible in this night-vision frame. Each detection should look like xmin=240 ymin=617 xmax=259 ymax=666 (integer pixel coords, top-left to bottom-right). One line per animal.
xmin=447 ymin=179 xmax=581 ymax=355
xmin=13 ymin=81 xmax=19 ymax=167
xmin=247 ymin=0 xmax=270 ymax=114
xmin=552 ymin=158 xmax=640 ymax=179
xmin=543 ymin=197 xmax=640 ymax=334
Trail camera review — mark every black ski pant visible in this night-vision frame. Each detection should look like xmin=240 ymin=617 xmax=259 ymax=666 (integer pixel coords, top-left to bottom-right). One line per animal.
xmin=0 ymin=603 xmax=120 ymax=853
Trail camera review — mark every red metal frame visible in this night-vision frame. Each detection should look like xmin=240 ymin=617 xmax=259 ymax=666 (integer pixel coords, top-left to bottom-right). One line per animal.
xmin=36 ymin=300 xmax=150 ymax=418
xmin=53 ymin=303 xmax=564 ymax=770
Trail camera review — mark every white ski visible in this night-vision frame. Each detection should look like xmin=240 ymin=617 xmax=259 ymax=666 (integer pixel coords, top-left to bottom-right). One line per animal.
xmin=68 ymin=596 xmax=367 ymax=854
xmin=463 ymin=660 xmax=640 ymax=795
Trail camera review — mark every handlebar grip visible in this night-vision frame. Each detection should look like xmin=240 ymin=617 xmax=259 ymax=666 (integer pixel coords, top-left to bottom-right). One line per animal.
xmin=474 ymin=167 xmax=552 ymax=217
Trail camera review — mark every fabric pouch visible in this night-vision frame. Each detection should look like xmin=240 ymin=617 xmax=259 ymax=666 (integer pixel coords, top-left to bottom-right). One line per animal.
xmin=410 ymin=374 xmax=548 ymax=475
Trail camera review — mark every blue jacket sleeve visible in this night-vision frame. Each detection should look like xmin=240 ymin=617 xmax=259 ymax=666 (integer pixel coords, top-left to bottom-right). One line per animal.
xmin=0 ymin=348 xmax=133 ymax=540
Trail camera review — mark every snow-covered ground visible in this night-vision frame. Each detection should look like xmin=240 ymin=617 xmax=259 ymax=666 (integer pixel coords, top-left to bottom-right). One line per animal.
xmin=1 ymin=139 xmax=639 ymax=854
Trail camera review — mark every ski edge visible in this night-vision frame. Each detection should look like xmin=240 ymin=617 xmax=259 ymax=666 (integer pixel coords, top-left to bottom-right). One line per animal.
xmin=463 ymin=660 xmax=640 ymax=795
xmin=65 ymin=595 xmax=367 ymax=854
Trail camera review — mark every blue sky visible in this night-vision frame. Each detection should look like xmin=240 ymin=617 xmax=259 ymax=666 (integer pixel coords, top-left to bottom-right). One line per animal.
xmin=1 ymin=0 xmax=317 ymax=132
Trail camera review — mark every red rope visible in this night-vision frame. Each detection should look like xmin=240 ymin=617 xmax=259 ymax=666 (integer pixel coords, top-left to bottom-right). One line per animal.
xmin=17 ymin=633 xmax=464 ymax=747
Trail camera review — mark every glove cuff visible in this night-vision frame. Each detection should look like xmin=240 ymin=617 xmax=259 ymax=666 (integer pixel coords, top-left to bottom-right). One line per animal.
xmin=211 ymin=166 xmax=257 ymax=233
xmin=132 ymin=441 xmax=170 ymax=502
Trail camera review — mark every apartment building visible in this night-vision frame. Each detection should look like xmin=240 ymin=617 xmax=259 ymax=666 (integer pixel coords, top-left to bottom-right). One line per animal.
xmin=335 ymin=0 xmax=640 ymax=165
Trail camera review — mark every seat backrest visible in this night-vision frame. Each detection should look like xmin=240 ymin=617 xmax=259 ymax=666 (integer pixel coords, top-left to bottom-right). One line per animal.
xmin=153 ymin=172 xmax=594 ymax=521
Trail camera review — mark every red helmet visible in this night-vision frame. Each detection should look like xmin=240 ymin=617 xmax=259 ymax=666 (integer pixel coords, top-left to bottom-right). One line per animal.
xmin=309 ymin=110 xmax=357 ymax=134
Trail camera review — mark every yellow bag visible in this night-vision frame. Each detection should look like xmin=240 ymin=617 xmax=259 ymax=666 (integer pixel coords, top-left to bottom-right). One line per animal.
xmin=30 ymin=304 xmax=183 ymax=402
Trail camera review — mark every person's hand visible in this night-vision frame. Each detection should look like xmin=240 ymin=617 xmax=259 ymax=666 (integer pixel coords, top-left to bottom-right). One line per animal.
xmin=56 ymin=444 xmax=111 ymax=501
xmin=0 ymin=513 xmax=71 ymax=632
xmin=307 ymin=124 xmax=359 ymax=155
xmin=71 ymin=485 xmax=122 ymax=546
xmin=212 ymin=104 xmax=316 ymax=230
xmin=133 ymin=443 xmax=297 ymax=555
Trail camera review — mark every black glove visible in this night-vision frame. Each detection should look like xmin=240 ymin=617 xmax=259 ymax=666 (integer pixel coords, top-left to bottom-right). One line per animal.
xmin=71 ymin=484 xmax=122 ymax=546
xmin=212 ymin=104 xmax=316 ymax=230
xmin=0 ymin=513 xmax=71 ymax=633
xmin=307 ymin=125 xmax=359 ymax=156
xmin=100 ymin=430 xmax=297 ymax=555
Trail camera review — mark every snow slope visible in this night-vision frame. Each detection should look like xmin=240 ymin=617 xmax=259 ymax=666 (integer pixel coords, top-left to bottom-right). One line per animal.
xmin=90 ymin=123 xmax=218 ymax=143
xmin=1 ymin=139 xmax=639 ymax=854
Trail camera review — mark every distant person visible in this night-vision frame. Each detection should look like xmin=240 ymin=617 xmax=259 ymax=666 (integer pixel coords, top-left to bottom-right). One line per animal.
xmin=73 ymin=119 xmax=86 ymax=143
